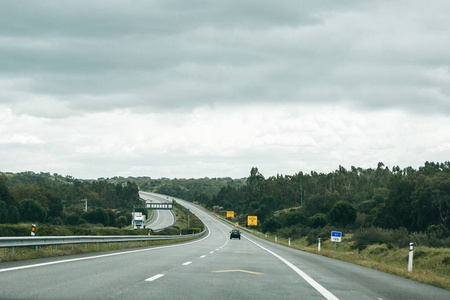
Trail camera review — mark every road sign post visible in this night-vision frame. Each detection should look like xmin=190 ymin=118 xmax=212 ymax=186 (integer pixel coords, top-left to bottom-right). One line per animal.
xmin=331 ymin=231 xmax=342 ymax=251
xmin=186 ymin=208 xmax=190 ymax=229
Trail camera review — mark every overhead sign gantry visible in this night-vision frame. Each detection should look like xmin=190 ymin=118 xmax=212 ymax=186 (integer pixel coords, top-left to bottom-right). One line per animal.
xmin=145 ymin=202 xmax=173 ymax=210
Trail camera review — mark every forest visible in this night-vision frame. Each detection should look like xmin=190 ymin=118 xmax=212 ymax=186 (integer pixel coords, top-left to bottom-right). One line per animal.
xmin=107 ymin=175 xmax=245 ymax=200
xmin=193 ymin=162 xmax=450 ymax=246
xmin=1 ymin=161 xmax=449 ymax=246
xmin=0 ymin=171 xmax=141 ymax=228
xmin=0 ymin=171 xmax=241 ymax=231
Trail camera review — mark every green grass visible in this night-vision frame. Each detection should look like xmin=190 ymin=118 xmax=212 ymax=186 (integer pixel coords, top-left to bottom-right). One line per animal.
xmin=198 ymin=205 xmax=450 ymax=290
xmin=261 ymin=234 xmax=450 ymax=290
xmin=0 ymin=237 xmax=197 ymax=263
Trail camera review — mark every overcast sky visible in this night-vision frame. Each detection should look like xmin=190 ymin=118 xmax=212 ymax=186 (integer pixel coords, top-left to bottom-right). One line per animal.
xmin=1 ymin=0 xmax=449 ymax=180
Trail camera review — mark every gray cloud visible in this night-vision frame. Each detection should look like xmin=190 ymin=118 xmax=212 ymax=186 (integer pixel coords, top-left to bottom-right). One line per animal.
xmin=1 ymin=0 xmax=449 ymax=178
xmin=2 ymin=1 xmax=449 ymax=118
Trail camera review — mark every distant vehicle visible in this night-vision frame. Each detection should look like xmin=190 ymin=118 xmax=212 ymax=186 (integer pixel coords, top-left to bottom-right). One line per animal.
xmin=132 ymin=212 xmax=146 ymax=229
xmin=230 ymin=229 xmax=241 ymax=240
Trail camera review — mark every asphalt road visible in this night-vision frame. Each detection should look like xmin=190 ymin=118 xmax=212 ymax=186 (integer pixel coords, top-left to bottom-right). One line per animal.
xmin=0 ymin=195 xmax=449 ymax=300
xmin=139 ymin=192 xmax=175 ymax=231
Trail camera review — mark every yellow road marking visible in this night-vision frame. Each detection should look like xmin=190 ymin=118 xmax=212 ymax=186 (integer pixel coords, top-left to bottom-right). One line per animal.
xmin=211 ymin=269 xmax=263 ymax=275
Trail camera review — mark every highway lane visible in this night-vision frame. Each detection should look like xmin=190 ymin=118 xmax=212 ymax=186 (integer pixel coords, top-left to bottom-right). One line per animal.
xmin=139 ymin=192 xmax=175 ymax=231
xmin=0 ymin=194 xmax=449 ymax=299
xmin=159 ymin=196 xmax=450 ymax=300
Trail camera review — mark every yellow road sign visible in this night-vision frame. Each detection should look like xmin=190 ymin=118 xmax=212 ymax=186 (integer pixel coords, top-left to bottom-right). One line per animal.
xmin=227 ymin=211 xmax=234 ymax=218
xmin=247 ymin=216 xmax=258 ymax=226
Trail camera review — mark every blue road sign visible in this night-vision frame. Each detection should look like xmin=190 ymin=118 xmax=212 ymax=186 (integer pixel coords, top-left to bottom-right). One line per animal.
xmin=331 ymin=231 xmax=342 ymax=242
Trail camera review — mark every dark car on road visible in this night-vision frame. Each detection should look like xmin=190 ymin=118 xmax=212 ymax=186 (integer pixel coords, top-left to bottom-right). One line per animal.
xmin=230 ymin=229 xmax=241 ymax=240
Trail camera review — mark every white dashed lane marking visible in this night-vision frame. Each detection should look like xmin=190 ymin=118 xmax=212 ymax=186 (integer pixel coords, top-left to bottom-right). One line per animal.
xmin=145 ymin=274 xmax=164 ymax=282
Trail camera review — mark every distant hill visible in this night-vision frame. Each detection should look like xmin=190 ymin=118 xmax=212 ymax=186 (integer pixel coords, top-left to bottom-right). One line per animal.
xmin=105 ymin=176 xmax=246 ymax=200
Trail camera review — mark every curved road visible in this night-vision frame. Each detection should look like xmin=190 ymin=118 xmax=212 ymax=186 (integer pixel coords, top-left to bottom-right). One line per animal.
xmin=139 ymin=192 xmax=176 ymax=231
xmin=0 ymin=194 xmax=449 ymax=299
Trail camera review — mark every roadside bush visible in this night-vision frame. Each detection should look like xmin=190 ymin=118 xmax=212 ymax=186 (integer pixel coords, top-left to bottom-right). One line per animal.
xmin=116 ymin=216 xmax=128 ymax=228
xmin=427 ymin=224 xmax=449 ymax=239
xmin=65 ymin=213 xmax=80 ymax=226
xmin=158 ymin=227 xmax=183 ymax=235
xmin=442 ymin=257 xmax=450 ymax=265
xmin=181 ymin=228 xmax=202 ymax=234
xmin=48 ymin=217 xmax=63 ymax=225
xmin=189 ymin=214 xmax=204 ymax=231
xmin=353 ymin=227 xmax=410 ymax=247
xmin=328 ymin=201 xmax=357 ymax=227
xmin=7 ymin=206 xmax=20 ymax=224
xmin=306 ymin=226 xmax=332 ymax=245
xmin=277 ymin=226 xmax=308 ymax=240
xmin=20 ymin=199 xmax=47 ymax=222
xmin=0 ymin=201 xmax=7 ymax=223
xmin=0 ymin=224 xmax=30 ymax=236
xmin=351 ymin=241 xmax=368 ymax=253
xmin=369 ymin=246 xmax=388 ymax=255
xmin=309 ymin=213 xmax=328 ymax=228
xmin=76 ymin=219 xmax=86 ymax=226
xmin=81 ymin=208 xmax=110 ymax=227
xmin=412 ymin=232 xmax=450 ymax=248
xmin=52 ymin=227 xmax=72 ymax=236
xmin=358 ymin=199 xmax=377 ymax=214
xmin=262 ymin=216 xmax=282 ymax=233
xmin=353 ymin=227 xmax=450 ymax=248
xmin=282 ymin=213 xmax=308 ymax=227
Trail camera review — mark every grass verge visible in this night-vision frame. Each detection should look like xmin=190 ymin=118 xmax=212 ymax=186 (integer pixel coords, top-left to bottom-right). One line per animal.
xmin=203 ymin=207 xmax=450 ymax=290
xmin=258 ymin=233 xmax=450 ymax=290
xmin=0 ymin=236 xmax=198 ymax=263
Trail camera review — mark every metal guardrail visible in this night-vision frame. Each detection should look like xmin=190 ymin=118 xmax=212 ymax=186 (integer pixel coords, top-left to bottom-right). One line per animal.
xmin=0 ymin=230 xmax=207 ymax=255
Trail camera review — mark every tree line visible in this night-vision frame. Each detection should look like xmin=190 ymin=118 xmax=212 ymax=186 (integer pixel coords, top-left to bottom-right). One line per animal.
xmin=2 ymin=161 xmax=449 ymax=242
xmin=194 ymin=162 xmax=450 ymax=239
xmin=0 ymin=172 xmax=141 ymax=227
xmin=108 ymin=175 xmax=245 ymax=201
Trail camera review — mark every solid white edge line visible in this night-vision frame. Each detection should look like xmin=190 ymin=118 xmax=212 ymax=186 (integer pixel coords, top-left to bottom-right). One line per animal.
xmin=0 ymin=224 xmax=211 ymax=274
xmin=145 ymin=274 xmax=165 ymax=282
xmin=203 ymin=208 xmax=339 ymax=300
xmin=245 ymin=236 xmax=339 ymax=300
xmin=149 ymin=194 xmax=339 ymax=299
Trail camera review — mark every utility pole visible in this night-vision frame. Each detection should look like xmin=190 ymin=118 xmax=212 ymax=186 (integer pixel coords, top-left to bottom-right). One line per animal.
xmin=81 ymin=199 xmax=87 ymax=212
xmin=187 ymin=209 xmax=190 ymax=229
